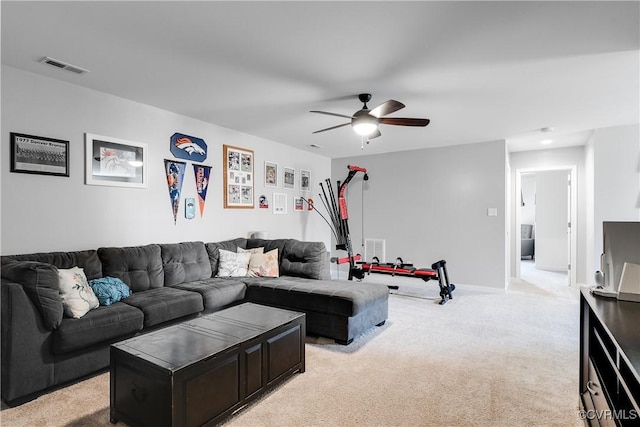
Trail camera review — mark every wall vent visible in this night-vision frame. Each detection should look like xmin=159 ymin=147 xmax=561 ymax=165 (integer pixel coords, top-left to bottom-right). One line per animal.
xmin=39 ymin=56 xmax=89 ymax=75
xmin=364 ymin=238 xmax=385 ymax=263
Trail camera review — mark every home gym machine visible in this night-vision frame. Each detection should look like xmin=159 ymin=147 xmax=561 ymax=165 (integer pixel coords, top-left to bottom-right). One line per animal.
xmin=303 ymin=164 xmax=367 ymax=281
xmin=356 ymin=257 xmax=455 ymax=305
xmin=305 ymin=164 xmax=455 ymax=304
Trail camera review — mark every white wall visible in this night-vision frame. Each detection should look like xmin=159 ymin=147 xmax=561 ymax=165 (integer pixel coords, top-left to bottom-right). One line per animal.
xmin=331 ymin=140 xmax=508 ymax=288
xmin=520 ymin=174 xmax=536 ymax=227
xmin=534 ymin=170 xmax=569 ymax=271
xmin=1 ymin=66 xmax=332 ymax=254
xmin=589 ymin=124 xmax=640 ymax=277
xmin=509 ymin=146 xmax=586 ymax=284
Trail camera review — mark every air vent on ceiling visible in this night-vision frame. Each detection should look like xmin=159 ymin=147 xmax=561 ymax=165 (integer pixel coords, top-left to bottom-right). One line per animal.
xmin=39 ymin=56 xmax=89 ymax=75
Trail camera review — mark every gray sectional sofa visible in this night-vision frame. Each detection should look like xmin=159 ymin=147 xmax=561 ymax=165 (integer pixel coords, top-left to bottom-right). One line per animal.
xmin=1 ymin=238 xmax=389 ymax=405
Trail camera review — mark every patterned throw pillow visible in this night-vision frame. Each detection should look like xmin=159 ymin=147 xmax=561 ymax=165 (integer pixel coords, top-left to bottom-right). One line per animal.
xmin=58 ymin=267 xmax=100 ymax=318
xmin=238 ymin=247 xmax=264 ymax=255
xmin=217 ymin=249 xmax=251 ymax=277
xmin=88 ymin=276 xmax=132 ymax=306
xmin=248 ymin=248 xmax=279 ymax=277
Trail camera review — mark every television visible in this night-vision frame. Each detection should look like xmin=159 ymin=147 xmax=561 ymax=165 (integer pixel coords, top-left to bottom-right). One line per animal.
xmin=595 ymin=222 xmax=640 ymax=297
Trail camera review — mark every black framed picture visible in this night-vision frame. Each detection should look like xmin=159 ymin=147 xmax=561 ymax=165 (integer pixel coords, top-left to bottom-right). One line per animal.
xmin=10 ymin=132 xmax=69 ymax=177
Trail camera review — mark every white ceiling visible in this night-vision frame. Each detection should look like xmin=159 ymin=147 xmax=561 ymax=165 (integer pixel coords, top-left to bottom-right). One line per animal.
xmin=2 ymin=1 xmax=638 ymax=159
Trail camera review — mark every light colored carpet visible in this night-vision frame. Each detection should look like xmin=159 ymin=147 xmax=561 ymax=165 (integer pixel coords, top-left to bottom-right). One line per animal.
xmin=0 ymin=279 xmax=582 ymax=427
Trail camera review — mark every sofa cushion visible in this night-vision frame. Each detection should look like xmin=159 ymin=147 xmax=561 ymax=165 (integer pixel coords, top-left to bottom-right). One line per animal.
xmin=0 ymin=259 xmax=64 ymax=330
xmin=205 ymin=238 xmax=248 ymax=275
xmin=58 ymin=267 xmax=99 ymax=318
xmin=281 ymin=240 xmax=330 ymax=280
xmin=243 ymin=276 xmax=388 ymax=317
xmin=53 ymin=302 xmax=143 ymax=354
xmin=98 ymin=244 xmax=164 ymax=292
xmin=172 ymin=278 xmax=246 ymax=310
xmin=160 ymin=242 xmax=213 ymax=286
xmin=2 ymin=249 xmax=102 ymax=280
xmin=120 ymin=287 xmax=204 ymax=327
xmin=246 ymin=238 xmax=289 ymax=259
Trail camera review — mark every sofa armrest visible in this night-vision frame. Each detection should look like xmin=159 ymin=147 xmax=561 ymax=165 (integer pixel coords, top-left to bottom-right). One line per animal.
xmin=1 ymin=280 xmax=55 ymax=403
xmin=1 ymin=260 xmax=63 ymax=329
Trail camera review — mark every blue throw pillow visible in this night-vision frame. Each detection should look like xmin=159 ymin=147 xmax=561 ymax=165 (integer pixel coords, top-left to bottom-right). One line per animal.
xmin=88 ymin=277 xmax=132 ymax=306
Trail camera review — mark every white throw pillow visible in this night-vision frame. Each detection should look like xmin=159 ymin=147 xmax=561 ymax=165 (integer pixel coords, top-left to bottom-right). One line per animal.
xmin=217 ymin=249 xmax=251 ymax=277
xmin=58 ymin=267 xmax=100 ymax=318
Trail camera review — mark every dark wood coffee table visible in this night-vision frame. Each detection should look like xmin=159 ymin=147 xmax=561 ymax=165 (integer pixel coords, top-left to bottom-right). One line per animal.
xmin=110 ymin=302 xmax=305 ymax=427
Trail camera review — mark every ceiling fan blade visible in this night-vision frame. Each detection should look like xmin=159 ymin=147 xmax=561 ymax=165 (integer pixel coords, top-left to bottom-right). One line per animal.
xmin=312 ymin=122 xmax=351 ymax=134
xmin=310 ymin=110 xmax=354 ymax=119
xmin=369 ymin=129 xmax=382 ymax=139
xmin=369 ymin=100 xmax=405 ymax=118
xmin=378 ymin=117 xmax=430 ymax=127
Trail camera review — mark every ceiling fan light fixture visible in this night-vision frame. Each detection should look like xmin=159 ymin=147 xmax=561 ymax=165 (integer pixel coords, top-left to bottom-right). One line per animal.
xmin=352 ymin=115 xmax=378 ymax=136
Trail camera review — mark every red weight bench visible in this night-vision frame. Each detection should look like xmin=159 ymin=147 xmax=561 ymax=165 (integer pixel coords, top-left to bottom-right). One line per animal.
xmin=357 ymin=257 xmax=455 ymax=305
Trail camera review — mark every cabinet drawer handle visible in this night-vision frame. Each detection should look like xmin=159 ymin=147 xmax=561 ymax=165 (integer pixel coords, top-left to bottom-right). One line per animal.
xmin=586 ymin=380 xmax=599 ymax=396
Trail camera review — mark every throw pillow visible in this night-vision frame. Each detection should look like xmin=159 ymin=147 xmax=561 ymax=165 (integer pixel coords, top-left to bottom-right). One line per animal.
xmin=248 ymin=248 xmax=279 ymax=277
xmin=88 ymin=276 xmax=132 ymax=306
xmin=238 ymin=247 xmax=264 ymax=255
xmin=217 ymin=249 xmax=251 ymax=277
xmin=58 ymin=267 xmax=100 ymax=318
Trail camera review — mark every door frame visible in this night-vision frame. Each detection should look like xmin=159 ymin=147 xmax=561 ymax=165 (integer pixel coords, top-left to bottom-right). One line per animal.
xmin=514 ymin=165 xmax=577 ymax=287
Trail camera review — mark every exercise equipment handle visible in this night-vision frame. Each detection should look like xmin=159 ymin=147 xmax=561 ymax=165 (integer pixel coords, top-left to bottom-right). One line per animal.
xmin=347 ymin=165 xmax=367 ymax=173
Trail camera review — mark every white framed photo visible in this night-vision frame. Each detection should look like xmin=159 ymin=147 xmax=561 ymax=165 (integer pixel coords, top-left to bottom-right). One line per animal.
xmin=283 ymin=167 xmax=295 ymax=190
xmin=265 ymin=161 xmax=278 ymax=187
xmin=300 ymin=169 xmax=310 ymax=192
xmin=85 ymin=133 xmax=147 ymax=188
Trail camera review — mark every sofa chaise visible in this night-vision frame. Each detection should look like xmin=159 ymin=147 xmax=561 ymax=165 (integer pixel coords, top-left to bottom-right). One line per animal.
xmin=1 ymin=238 xmax=389 ymax=405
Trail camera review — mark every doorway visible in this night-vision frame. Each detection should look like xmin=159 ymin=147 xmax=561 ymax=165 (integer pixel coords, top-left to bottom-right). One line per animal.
xmin=515 ymin=166 xmax=577 ymax=288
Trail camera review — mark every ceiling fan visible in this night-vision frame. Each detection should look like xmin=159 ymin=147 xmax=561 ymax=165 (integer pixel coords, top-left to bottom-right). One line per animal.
xmin=310 ymin=93 xmax=430 ymax=143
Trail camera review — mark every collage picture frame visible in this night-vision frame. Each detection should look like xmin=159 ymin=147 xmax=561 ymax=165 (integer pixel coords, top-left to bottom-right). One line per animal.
xmin=223 ymin=144 xmax=254 ymax=208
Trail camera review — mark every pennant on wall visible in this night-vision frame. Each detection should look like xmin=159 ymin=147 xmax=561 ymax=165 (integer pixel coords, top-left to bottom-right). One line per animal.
xmin=170 ymin=133 xmax=207 ymax=163
xmin=193 ymin=163 xmax=211 ymax=217
xmin=165 ymin=159 xmax=186 ymax=225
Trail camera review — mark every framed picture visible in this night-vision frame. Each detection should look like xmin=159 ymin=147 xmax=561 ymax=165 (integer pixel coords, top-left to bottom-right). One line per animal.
xmin=85 ymin=133 xmax=147 ymax=188
xmin=265 ymin=161 xmax=278 ymax=187
xmin=300 ymin=169 xmax=311 ymax=192
xmin=224 ymin=144 xmax=254 ymax=208
xmin=273 ymin=192 xmax=287 ymax=214
xmin=283 ymin=167 xmax=295 ymax=190
xmin=10 ymin=133 xmax=69 ymax=177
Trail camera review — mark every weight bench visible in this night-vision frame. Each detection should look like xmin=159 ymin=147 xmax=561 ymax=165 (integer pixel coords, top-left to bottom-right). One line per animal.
xmin=356 ymin=257 xmax=455 ymax=305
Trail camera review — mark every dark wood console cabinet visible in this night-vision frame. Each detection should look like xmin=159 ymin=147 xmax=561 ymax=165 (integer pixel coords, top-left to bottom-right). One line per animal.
xmin=110 ymin=303 xmax=305 ymax=427
xmin=580 ymin=288 xmax=640 ymax=426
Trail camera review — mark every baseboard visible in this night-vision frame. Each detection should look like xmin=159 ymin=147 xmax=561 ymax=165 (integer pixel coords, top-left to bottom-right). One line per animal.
xmin=532 ymin=264 xmax=567 ymax=272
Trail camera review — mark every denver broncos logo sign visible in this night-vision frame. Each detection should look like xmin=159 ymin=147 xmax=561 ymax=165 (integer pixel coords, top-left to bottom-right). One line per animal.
xmin=170 ymin=133 xmax=207 ymax=162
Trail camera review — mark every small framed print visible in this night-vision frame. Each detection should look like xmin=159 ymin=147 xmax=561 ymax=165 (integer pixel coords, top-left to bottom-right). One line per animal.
xmin=10 ymin=133 xmax=69 ymax=177
xmin=224 ymin=144 xmax=254 ymax=208
xmin=265 ymin=161 xmax=278 ymax=187
xmin=85 ymin=133 xmax=147 ymax=188
xmin=300 ymin=169 xmax=311 ymax=192
xmin=283 ymin=167 xmax=295 ymax=190
xmin=273 ymin=192 xmax=287 ymax=214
